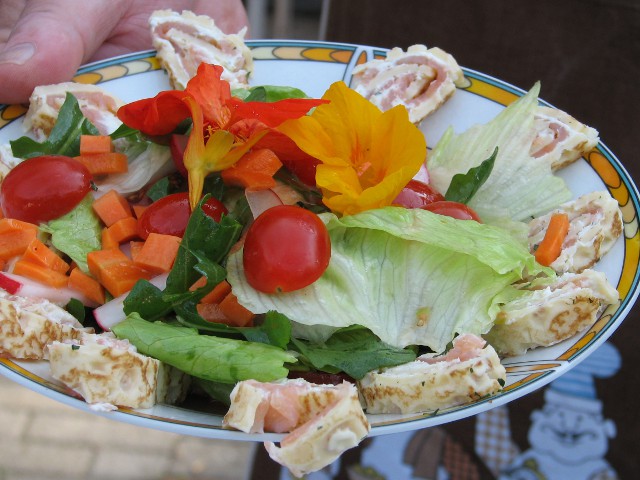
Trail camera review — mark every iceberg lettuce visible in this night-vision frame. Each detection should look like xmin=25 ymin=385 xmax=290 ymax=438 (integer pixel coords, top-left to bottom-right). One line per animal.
xmin=227 ymin=207 xmax=551 ymax=353
xmin=429 ymin=83 xmax=572 ymax=230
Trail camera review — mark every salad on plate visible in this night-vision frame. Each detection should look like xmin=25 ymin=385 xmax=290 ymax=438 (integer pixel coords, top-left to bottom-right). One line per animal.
xmin=0 ymin=9 xmax=627 ymax=476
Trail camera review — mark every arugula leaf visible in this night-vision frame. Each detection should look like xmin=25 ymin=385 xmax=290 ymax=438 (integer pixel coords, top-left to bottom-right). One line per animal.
xmin=39 ymin=193 xmax=102 ymax=272
xmin=291 ymin=326 xmax=417 ymax=379
xmin=240 ymin=311 xmax=292 ymax=349
xmin=109 ymin=123 xmax=140 ymax=140
xmin=112 ymin=313 xmax=296 ymax=383
xmin=10 ymin=93 xmax=99 ymax=158
xmin=165 ymin=197 xmax=242 ymax=294
xmin=445 ymin=147 xmax=498 ymax=204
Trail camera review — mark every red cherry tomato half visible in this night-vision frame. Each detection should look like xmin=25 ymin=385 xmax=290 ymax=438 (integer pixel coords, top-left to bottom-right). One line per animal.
xmin=423 ymin=201 xmax=482 ymax=222
xmin=393 ymin=180 xmax=445 ymax=209
xmin=243 ymin=205 xmax=331 ymax=293
xmin=137 ymin=192 xmax=228 ymax=239
xmin=0 ymin=155 xmax=92 ymax=224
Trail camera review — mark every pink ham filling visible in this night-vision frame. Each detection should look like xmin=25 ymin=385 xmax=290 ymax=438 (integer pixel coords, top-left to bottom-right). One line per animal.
xmin=420 ymin=333 xmax=486 ymax=365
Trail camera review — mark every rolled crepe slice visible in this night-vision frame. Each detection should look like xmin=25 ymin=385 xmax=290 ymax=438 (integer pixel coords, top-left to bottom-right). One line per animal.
xmin=149 ymin=9 xmax=253 ymax=90
xmin=351 ymin=44 xmax=465 ymax=124
xmin=358 ymin=334 xmax=505 ymax=414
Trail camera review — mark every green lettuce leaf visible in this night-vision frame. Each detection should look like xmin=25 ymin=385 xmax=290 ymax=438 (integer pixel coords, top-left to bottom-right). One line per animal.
xmin=40 ymin=193 xmax=102 ymax=272
xmin=429 ymin=83 xmax=571 ymax=227
xmin=291 ymin=326 xmax=417 ymax=380
xmin=227 ymin=207 xmax=550 ymax=353
xmin=112 ymin=313 xmax=296 ymax=384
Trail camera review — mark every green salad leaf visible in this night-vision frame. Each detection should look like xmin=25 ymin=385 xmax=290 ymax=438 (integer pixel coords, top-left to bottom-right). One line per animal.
xmin=112 ymin=313 xmax=296 ymax=384
xmin=429 ymin=83 xmax=571 ymax=227
xmin=10 ymin=93 xmax=99 ymax=158
xmin=445 ymin=147 xmax=497 ymax=204
xmin=291 ymin=326 xmax=417 ymax=380
xmin=228 ymin=207 xmax=550 ymax=353
xmin=40 ymin=193 xmax=102 ymax=272
xmin=232 ymin=85 xmax=309 ymax=102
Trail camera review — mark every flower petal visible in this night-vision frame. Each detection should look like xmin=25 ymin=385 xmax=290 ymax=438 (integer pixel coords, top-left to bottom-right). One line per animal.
xmin=185 ymin=63 xmax=233 ymax=128
xmin=116 ymin=90 xmax=190 ymax=135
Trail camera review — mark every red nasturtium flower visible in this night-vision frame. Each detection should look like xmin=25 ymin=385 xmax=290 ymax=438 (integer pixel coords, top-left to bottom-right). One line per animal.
xmin=117 ymin=63 xmax=326 ymax=209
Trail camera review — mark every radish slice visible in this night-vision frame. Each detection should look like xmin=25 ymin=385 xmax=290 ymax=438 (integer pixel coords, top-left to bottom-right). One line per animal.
xmin=413 ymin=161 xmax=430 ymax=184
xmin=0 ymin=272 xmax=99 ymax=307
xmin=245 ymin=189 xmax=283 ymax=219
xmin=93 ymin=273 xmax=169 ymax=331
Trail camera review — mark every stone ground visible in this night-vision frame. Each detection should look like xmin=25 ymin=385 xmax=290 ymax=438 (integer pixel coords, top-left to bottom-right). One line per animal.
xmin=0 ymin=375 xmax=257 ymax=480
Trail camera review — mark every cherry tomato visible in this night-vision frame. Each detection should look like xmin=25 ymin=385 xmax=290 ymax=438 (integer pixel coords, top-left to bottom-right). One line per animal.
xmin=0 ymin=155 xmax=92 ymax=224
xmin=393 ymin=180 xmax=445 ymax=209
xmin=423 ymin=200 xmax=482 ymax=222
xmin=243 ymin=205 xmax=331 ymax=293
xmin=137 ymin=192 xmax=228 ymax=239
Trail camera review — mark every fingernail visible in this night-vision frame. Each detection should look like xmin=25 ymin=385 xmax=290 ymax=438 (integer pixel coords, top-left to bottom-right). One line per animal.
xmin=0 ymin=42 xmax=35 ymax=65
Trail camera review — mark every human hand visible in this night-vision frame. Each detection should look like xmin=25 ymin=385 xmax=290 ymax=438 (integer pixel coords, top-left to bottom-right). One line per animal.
xmin=0 ymin=0 xmax=248 ymax=105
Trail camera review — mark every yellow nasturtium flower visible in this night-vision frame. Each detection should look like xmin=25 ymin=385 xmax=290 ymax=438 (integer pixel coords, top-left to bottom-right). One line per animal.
xmin=278 ymin=81 xmax=427 ymax=216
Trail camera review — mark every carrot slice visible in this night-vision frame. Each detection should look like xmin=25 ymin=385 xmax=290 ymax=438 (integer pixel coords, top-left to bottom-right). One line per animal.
xmin=218 ymin=291 xmax=255 ymax=327
xmin=22 ymin=238 xmax=70 ymax=274
xmin=77 ymin=152 xmax=129 ymax=175
xmin=190 ymin=278 xmax=232 ymax=304
xmin=80 ymin=135 xmax=114 ymax=155
xmin=13 ymin=259 xmax=69 ymax=288
xmin=133 ymin=233 xmax=181 ymax=274
xmin=105 ymin=217 xmax=140 ymax=244
xmin=68 ymin=267 xmax=106 ymax=305
xmin=0 ymin=229 xmax=38 ymax=260
xmin=0 ymin=218 xmax=39 ymax=235
xmin=221 ymin=148 xmax=283 ymax=189
xmin=92 ymin=190 xmax=133 ymax=227
xmin=99 ymin=262 xmax=153 ymax=297
xmin=535 ymin=213 xmax=570 ymax=266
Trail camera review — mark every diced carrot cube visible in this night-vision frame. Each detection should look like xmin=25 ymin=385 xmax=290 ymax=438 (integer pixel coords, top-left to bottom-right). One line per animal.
xmin=218 ymin=292 xmax=255 ymax=327
xmin=0 ymin=229 xmax=38 ymax=260
xmin=101 ymin=227 xmax=119 ymax=250
xmin=22 ymin=238 xmax=70 ymax=274
xmin=196 ymin=303 xmax=229 ymax=324
xmin=87 ymin=248 xmax=130 ymax=280
xmin=132 ymin=204 xmax=148 ymax=219
xmin=77 ymin=152 xmax=128 ymax=175
xmin=68 ymin=267 xmax=106 ymax=305
xmin=200 ymin=279 xmax=232 ymax=305
xmin=80 ymin=135 xmax=114 ymax=155
xmin=99 ymin=262 xmax=152 ymax=297
xmin=0 ymin=218 xmax=39 ymax=235
xmin=13 ymin=259 xmax=68 ymax=288
xmin=92 ymin=190 xmax=133 ymax=227
xmin=105 ymin=217 xmax=140 ymax=244
xmin=133 ymin=233 xmax=180 ymax=274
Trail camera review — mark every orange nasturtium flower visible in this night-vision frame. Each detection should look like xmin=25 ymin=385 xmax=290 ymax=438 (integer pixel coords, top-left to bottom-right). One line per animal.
xmin=117 ymin=63 xmax=326 ymax=209
xmin=278 ymin=81 xmax=427 ymax=216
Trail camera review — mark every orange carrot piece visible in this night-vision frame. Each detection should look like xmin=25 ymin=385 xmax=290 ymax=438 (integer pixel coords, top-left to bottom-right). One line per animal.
xmin=77 ymin=152 xmax=128 ymax=175
xmin=0 ymin=229 xmax=38 ymax=260
xmin=101 ymin=227 xmax=119 ymax=250
xmin=221 ymin=148 xmax=282 ymax=189
xmin=80 ymin=135 xmax=114 ymax=155
xmin=196 ymin=303 xmax=229 ymax=324
xmin=535 ymin=213 xmax=570 ymax=266
xmin=133 ymin=233 xmax=181 ymax=274
xmin=190 ymin=278 xmax=232 ymax=304
xmin=0 ymin=218 xmax=39 ymax=235
xmin=105 ymin=216 xmax=140 ymax=244
xmin=218 ymin=291 xmax=255 ymax=327
xmin=132 ymin=204 xmax=148 ymax=219
xmin=99 ymin=262 xmax=152 ymax=297
xmin=22 ymin=238 xmax=69 ymax=274
xmin=92 ymin=190 xmax=133 ymax=227
xmin=13 ymin=259 xmax=68 ymax=288
xmin=87 ymin=248 xmax=130 ymax=280
xmin=68 ymin=267 xmax=106 ymax=305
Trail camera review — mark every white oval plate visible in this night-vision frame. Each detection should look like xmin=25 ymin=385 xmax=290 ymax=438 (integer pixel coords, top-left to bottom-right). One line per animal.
xmin=0 ymin=41 xmax=638 ymax=441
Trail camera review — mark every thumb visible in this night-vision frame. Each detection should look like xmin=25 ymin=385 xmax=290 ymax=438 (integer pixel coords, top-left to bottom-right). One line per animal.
xmin=0 ymin=0 xmax=128 ymax=105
